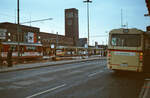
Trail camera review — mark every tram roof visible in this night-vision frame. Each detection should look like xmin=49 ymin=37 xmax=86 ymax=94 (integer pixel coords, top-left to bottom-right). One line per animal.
xmin=109 ymin=28 xmax=145 ymax=35
xmin=56 ymin=46 xmax=103 ymax=50
xmin=2 ymin=42 xmax=42 ymax=46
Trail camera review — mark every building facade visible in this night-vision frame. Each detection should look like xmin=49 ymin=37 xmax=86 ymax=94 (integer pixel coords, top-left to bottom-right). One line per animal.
xmin=0 ymin=22 xmax=74 ymax=47
xmin=65 ymin=8 xmax=79 ymax=46
xmin=39 ymin=32 xmax=73 ymax=47
xmin=0 ymin=22 xmax=74 ymax=56
xmin=39 ymin=32 xmax=73 ymax=55
xmin=78 ymin=38 xmax=87 ymax=47
xmin=0 ymin=22 xmax=39 ymax=43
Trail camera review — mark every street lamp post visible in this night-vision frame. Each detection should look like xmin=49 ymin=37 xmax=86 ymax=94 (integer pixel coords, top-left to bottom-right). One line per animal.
xmin=83 ymin=0 xmax=92 ymax=46
xmin=83 ymin=0 xmax=92 ymax=57
xmin=17 ymin=0 xmax=20 ymax=26
xmin=0 ymin=39 xmax=2 ymax=65
xmin=105 ymin=31 xmax=108 ymax=45
xmin=17 ymin=0 xmax=20 ymax=61
xmin=55 ymin=32 xmax=58 ymax=58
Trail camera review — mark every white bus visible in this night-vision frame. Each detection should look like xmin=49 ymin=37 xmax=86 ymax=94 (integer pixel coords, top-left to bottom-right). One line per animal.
xmin=107 ymin=28 xmax=150 ymax=72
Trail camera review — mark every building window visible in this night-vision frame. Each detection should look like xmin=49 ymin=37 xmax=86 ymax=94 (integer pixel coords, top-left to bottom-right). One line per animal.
xmin=8 ymin=39 xmax=11 ymax=41
xmin=8 ymin=32 xmax=11 ymax=36
xmin=12 ymin=35 xmax=17 ymax=42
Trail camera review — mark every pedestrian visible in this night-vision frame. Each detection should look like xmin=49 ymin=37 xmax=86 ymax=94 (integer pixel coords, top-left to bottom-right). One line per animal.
xmin=0 ymin=41 xmax=3 ymax=67
xmin=7 ymin=48 xmax=13 ymax=67
xmin=0 ymin=54 xmax=3 ymax=67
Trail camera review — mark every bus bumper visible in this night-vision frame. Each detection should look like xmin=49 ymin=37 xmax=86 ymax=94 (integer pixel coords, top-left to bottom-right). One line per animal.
xmin=107 ymin=64 xmax=143 ymax=72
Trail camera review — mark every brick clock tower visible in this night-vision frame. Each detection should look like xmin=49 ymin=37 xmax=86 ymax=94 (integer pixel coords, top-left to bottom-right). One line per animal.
xmin=65 ymin=8 xmax=79 ymax=46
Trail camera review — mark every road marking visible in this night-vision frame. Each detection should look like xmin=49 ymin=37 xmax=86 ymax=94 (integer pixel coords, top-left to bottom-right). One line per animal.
xmin=14 ymin=80 xmax=35 ymax=86
xmin=0 ymin=87 xmax=4 ymax=90
xmin=26 ymin=84 xmax=66 ymax=98
xmin=88 ymin=70 xmax=103 ymax=77
xmin=139 ymin=79 xmax=150 ymax=98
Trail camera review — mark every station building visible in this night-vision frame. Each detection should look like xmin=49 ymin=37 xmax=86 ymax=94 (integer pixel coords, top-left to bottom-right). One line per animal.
xmin=0 ymin=22 xmax=73 ymax=47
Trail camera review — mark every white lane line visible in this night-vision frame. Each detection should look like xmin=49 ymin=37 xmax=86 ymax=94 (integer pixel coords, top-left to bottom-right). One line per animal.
xmin=139 ymin=81 xmax=150 ymax=98
xmin=88 ymin=70 xmax=103 ymax=77
xmin=26 ymin=84 xmax=66 ymax=98
xmin=88 ymin=73 xmax=98 ymax=77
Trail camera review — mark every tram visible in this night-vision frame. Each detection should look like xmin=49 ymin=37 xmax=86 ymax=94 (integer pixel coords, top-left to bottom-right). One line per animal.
xmin=0 ymin=42 xmax=43 ymax=60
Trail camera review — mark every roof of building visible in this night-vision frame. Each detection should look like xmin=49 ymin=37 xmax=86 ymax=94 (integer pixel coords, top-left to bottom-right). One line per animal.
xmin=0 ymin=22 xmax=39 ymax=29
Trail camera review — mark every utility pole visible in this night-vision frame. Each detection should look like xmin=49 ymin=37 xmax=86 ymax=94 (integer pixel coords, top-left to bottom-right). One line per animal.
xmin=83 ymin=0 xmax=92 ymax=46
xmin=83 ymin=0 xmax=92 ymax=57
xmin=56 ymin=32 xmax=58 ymax=47
xmin=121 ymin=8 xmax=123 ymax=28
xmin=17 ymin=0 xmax=20 ymax=61
xmin=54 ymin=32 xmax=58 ymax=60
xmin=55 ymin=32 xmax=58 ymax=55
xmin=0 ymin=39 xmax=2 ymax=65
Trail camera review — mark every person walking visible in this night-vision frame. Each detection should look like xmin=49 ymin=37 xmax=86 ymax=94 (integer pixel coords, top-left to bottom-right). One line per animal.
xmin=0 ymin=54 xmax=2 ymax=67
xmin=0 ymin=40 xmax=3 ymax=67
xmin=7 ymin=48 xmax=13 ymax=67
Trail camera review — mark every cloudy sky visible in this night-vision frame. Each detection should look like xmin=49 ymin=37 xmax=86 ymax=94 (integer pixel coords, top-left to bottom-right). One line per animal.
xmin=0 ymin=0 xmax=149 ymax=45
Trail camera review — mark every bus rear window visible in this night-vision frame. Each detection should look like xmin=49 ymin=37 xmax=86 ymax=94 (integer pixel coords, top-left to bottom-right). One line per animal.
xmin=111 ymin=34 xmax=141 ymax=47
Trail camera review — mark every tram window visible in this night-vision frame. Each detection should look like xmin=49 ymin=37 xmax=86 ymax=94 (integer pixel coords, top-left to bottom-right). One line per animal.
xmin=67 ymin=52 xmax=71 ymax=55
xmin=56 ymin=50 xmax=63 ymax=53
xmin=111 ymin=34 xmax=141 ymax=47
xmin=1 ymin=47 xmax=3 ymax=52
xmin=26 ymin=46 xmax=36 ymax=51
xmin=11 ymin=46 xmax=17 ymax=51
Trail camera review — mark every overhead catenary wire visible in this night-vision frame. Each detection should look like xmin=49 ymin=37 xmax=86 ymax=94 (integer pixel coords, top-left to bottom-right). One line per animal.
xmin=21 ymin=18 xmax=53 ymax=24
xmin=90 ymin=35 xmax=107 ymax=37
xmin=0 ymin=12 xmax=31 ymax=23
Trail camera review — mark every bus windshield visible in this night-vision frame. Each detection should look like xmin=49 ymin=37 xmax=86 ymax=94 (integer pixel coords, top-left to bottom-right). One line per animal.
xmin=111 ymin=34 xmax=141 ymax=47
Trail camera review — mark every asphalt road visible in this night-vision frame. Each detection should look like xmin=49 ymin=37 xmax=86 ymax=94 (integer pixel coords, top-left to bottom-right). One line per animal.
xmin=0 ymin=59 xmax=146 ymax=98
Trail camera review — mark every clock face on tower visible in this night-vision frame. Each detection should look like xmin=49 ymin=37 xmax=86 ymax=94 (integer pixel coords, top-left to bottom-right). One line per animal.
xmin=66 ymin=12 xmax=73 ymax=18
xmin=74 ymin=13 xmax=78 ymax=18
xmin=67 ymin=20 xmax=72 ymax=25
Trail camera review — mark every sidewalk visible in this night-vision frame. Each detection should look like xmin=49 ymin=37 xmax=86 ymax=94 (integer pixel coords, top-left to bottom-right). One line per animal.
xmin=0 ymin=56 xmax=106 ymax=73
xmin=139 ymin=79 xmax=150 ymax=98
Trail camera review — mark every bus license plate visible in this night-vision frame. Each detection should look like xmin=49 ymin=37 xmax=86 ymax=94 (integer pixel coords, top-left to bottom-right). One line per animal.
xmin=120 ymin=64 xmax=128 ymax=66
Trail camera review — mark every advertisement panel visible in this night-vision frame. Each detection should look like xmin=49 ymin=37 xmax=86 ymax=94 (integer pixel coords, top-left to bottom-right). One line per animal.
xmin=34 ymin=33 xmax=37 ymax=43
xmin=0 ymin=29 xmax=7 ymax=39
xmin=28 ymin=32 xmax=34 ymax=43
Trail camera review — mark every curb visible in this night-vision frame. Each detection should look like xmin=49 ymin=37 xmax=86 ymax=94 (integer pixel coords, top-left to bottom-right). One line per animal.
xmin=139 ymin=79 xmax=150 ymax=98
xmin=0 ymin=57 xmax=106 ymax=73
